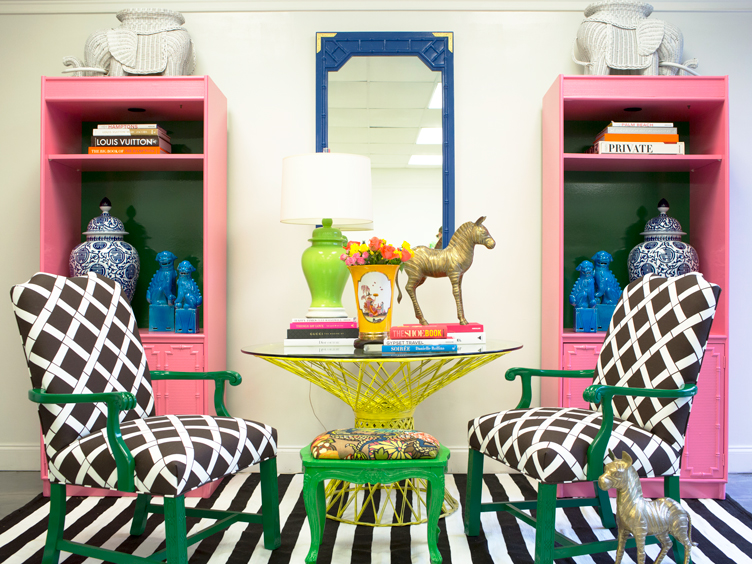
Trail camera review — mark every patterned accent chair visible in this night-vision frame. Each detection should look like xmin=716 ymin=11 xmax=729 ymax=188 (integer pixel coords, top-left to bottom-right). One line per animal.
xmin=10 ymin=272 xmax=281 ymax=564
xmin=465 ymin=273 xmax=720 ymax=564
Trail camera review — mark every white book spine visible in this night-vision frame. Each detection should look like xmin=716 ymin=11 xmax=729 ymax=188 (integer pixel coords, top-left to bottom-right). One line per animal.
xmin=448 ymin=332 xmax=486 ymax=344
xmin=383 ymin=338 xmax=456 ymax=345
xmin=283 ymin=338 xmax=356 ymax=346
xmin=609 ymin=122 xmax=674 ymax=127
xmin=591 ymin=141 xmax=685 ymax=155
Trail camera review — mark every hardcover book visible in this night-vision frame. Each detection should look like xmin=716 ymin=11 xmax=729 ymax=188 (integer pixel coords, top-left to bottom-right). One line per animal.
xmin=289 ymin=321 xmax=358 ymax=329
xmin=594 ymin=133 xmax=680 ymax=143
xmin=448 ymin=331 xmax=486 ymax=344
xmin=587 ymin=141 xmax=685 ymax=155
xmin=286 ymin=327 xmax=359 ymax=339
xmin=364 ymin=343 xmax=458 ymax=353
xmin=596 ymin=126 xmax=677 ymax=136
xmin=389 ymin=325 xmax=448 ymax=339
xmin=290 ymin=317 xmax=357 ymax=323
xmin=93 ymin=128 xmax=171 ymax=141
xmin=97 ymin=123 xmax=163 ymax=129
xmin=90 ymin=136 xmax=172 ymax=152
xmin=400 ymin=322 xmax=484 ymax=333
xmin=609 ymin=122 xmax=674 ymax=127
xmin=382 ymin=338 xmax=456 ymax=346
xmin=283 ymin=338 xmax=356 ymax=347
xmin=87 ymin=147 xmax=169 ymax=154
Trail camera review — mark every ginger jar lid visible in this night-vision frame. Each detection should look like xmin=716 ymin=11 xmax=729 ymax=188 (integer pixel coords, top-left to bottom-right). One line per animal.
xmin=83 ymin=197 xmax=128 ymax=236
xmin=640 ymin=198 xmax=685 ymax=237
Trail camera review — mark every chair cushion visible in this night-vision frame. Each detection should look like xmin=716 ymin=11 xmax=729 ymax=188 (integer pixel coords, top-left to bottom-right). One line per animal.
xmin=311 ymin=428 xmax=440 ymax=460
xmin=592 ymin=273 xmax=721 ymax=453
xmin=49 ymin=414 xmax=277 ymax=496
xmin=468 ymin=407 xmax=681 ymax=484
xmin=10 ymin=272 xmax=154 ymax=461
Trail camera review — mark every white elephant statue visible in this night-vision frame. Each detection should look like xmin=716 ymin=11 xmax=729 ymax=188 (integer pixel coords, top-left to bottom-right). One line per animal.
xmin=573 ymin=1 xmax=699 ymax=76
xmin=63 ymin=8 xmax=195 ymax=77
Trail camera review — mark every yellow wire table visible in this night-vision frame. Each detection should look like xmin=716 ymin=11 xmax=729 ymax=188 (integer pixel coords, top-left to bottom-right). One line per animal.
xmin=242 ymin=340 xmax=522 ymax=527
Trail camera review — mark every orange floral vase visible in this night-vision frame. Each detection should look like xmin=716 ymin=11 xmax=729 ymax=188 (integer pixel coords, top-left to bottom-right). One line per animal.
xmin=348 ymin=264 xmax=400 ymax=343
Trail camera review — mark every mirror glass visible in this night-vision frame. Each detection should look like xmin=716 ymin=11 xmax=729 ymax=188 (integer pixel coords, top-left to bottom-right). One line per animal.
xmin=316 ymin=32 xmax=455 ymax=247
xmin=327 ymin=57 xmax=443 ymax=248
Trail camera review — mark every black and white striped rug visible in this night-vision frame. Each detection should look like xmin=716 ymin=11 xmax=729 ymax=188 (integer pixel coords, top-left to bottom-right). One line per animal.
xmin=1 ymin=473 xmax=751 ymax=563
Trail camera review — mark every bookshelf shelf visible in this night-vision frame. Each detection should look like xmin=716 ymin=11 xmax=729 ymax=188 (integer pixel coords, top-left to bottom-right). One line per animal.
xmin=563 ymin=153 xmax=723 ymax=172
xmin=49 ymin=154 xmax=205 ymax=172
xmin=542 ymin=75 xmax=729 ymax=499
xmin=39 ymin=75 xmax=227 ymax=498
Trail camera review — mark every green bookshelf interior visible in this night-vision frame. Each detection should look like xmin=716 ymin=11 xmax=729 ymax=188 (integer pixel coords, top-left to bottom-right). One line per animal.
xmin=562 ymin=171 xmax=690 ymax=329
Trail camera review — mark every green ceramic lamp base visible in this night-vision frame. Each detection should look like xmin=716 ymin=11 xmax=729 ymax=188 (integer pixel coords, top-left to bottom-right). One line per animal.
xmin=301 ymin=219 xmax=350 ymax=318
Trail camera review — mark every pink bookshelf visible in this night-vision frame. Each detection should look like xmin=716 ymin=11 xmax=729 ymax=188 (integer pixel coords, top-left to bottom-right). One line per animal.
xmin=541 ymin=75 xmax=729 ymax=498
xmin=39 ymin=76 xmax=228 ymax=497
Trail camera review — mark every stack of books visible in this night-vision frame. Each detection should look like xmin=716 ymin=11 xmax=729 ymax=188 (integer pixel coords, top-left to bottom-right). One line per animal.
xmin=364 ymin=322 xmax=486 ymax=353
xmin=586 ymin=122 xmax=684 ymax=155
xmin=88 ymin=124 xmax=172 ymax=154
xmin=283 ymin=317 xmax=358 ymax=347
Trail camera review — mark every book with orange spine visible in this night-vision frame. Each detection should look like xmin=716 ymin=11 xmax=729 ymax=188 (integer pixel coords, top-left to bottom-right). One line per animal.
xmin=594 ymin=133 xmax=680 ymax=143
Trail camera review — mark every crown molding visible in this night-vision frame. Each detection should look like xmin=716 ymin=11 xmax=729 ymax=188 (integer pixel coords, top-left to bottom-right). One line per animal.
xmin=2 ymin=0 xmax=752 ymax=15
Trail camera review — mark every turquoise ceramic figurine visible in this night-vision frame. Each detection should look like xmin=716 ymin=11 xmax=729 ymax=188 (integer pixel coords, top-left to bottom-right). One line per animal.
xmin=175 ymin=260 xmax=202 ymax=334
xmin=146 ymin=250 xmax=177 ymax=331
xmin=570 ymin=260 xmax=597 ymax=332
xmin=592 ymin=250 xmax=622 ymax=331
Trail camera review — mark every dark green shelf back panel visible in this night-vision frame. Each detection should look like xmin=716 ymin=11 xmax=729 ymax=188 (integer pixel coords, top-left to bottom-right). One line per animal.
xmin=81 ymin=171 xmax=204 ymax=330
xmin=82 ymin=121 xmax=204 ymax=154
xmin=563 ymin=121 xmax=690 ymax=154
xmin=562 ymin=171 xmax=690 ymax=329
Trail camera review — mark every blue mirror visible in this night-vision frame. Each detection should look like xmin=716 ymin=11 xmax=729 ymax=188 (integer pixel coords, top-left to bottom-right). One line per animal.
xmin=316 ymin=32 xmax=455 ymax=247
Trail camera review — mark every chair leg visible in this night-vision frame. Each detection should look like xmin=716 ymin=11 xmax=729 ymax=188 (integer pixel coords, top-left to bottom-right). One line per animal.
xmin=164 ymin=495 xmax=188 ymax=564
xmin=664 ymin=475 xmax=689 ymax=564
xmin=426 ymin=472 xmax=444 ymax=564
xmin=303 ymin=474 xmax=327 ymax=564
xmin=260 ymin=457 xmax=282 ymax=550
xmin=130 ymin=493 xmax=151 ymax=536
xmin=42 ymin=482 xmax=66 ymax=564
xmin=464 ymin=448 xmax=484 ymax=536
xmin=594 ymin=480 xmax=616 ymax=529
xmin=535 ymin=483 xmax=557 ymax=564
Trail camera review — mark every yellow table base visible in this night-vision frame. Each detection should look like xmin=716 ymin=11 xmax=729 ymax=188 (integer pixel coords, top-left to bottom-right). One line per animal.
xmin=324 ymin=478 xmax=458 ymax=526
xmin=259 ymin=351 xmax=510 ymax=526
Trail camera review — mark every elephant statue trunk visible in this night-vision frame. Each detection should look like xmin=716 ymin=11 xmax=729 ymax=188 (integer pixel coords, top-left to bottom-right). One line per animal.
xmin=572 ymin=1 xmax=699 ymax=76
xmin=63 ymin=8 xmax=196 ymax=77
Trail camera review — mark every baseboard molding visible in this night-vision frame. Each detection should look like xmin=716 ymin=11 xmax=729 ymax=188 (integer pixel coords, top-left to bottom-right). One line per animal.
xmin=728 ymin=446 xmax=752 ymax=473
xmin=0 ymin=444 xmax=40 ymax=471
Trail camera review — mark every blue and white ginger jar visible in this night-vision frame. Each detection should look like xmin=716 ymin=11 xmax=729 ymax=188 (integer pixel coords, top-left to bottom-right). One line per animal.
xmin=627 ymin=198 xmax=699 ymax=282
xmin=69 ymin=198 xmax=140 ymax=301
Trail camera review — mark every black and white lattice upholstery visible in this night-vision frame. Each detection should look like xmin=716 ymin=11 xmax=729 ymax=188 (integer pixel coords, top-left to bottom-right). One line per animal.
xmin=11 ymin=272 xmax=277 ymax=496
xmin=468 ymin=273 xmax=720 ymax=484
xmin=50 ymin=414 xmax=276 ymax=496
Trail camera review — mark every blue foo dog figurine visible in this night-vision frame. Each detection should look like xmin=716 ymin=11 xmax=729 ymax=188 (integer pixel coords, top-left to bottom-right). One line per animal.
xmin=175 ymin=260 xmax=202 ymax=334
xmin=146 ymin=250 xmax=177 ymax=332
xmin=570 ymin=260 xmax=597 ymax=332
xmin=592 ymin=250 xmax=622 ymax=331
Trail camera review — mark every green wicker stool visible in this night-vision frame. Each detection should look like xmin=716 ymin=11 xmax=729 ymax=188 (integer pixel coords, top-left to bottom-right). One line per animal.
xmin=300 ymin=429 xmax=449 ymax=564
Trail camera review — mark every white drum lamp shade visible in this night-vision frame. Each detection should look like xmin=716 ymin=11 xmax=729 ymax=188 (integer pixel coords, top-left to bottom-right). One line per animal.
xmin=280 ymin=152 xmax=373 ymax=318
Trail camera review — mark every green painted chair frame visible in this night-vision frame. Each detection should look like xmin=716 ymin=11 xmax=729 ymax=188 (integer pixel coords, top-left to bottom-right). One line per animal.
xmin=33 ymin=370 xmax=281 ymax=564
xmin=464 ymin=367 xmax=695 ymax=564
xmin=300 ymin=444 xmax=450 ymax=564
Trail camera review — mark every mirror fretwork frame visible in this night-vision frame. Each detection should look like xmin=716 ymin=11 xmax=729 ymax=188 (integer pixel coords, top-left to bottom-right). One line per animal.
xmin=316 ymin=31 xmax=455 ymax=245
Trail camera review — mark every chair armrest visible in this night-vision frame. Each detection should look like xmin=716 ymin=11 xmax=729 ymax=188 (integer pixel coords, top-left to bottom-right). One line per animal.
xmin=504 ymin=367 xmax=595 ymax=409
xmin=149 ymin=370 xmax=242 ymax=417
xmin=582 ymin=382 xmax=698 ymax=481
xmin=28 ymin=388 xmax=136 ymax=492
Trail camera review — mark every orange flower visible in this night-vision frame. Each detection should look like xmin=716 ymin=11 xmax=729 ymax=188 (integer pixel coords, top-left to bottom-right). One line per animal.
xmin=382 ymin=245 xmax=397 ymax=260
xmin=400 ymin=248 xmax=413 ymax=262
xmin=368 ymin=237 xmax=384 ymax=252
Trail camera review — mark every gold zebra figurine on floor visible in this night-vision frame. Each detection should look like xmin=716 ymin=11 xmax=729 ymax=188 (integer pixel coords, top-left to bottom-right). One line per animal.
xmin=396 ymin=216 xmax=495 ymax=325
xmin=599 ymin=450 xmax=696 ymax=564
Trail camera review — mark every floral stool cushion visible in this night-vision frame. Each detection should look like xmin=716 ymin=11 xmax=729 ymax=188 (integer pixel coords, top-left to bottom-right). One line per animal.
xmin=311 ymin=428 xmax=440 ymax=461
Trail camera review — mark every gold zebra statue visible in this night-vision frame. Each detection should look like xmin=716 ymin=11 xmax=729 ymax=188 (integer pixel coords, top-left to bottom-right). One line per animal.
xmin=396 ymin=216 xmax=495 ymax=326
xmin=599 ymin=450 xmax=695 ymax=564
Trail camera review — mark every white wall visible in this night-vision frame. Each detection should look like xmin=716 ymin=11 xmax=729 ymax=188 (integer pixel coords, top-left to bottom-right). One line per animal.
xmin=1 ymin=1 xmax=750 ymax=474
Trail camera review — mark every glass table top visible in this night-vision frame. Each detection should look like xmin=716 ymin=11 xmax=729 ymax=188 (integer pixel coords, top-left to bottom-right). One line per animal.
xmin=241 ymin=339 xmax=523 ymax=360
